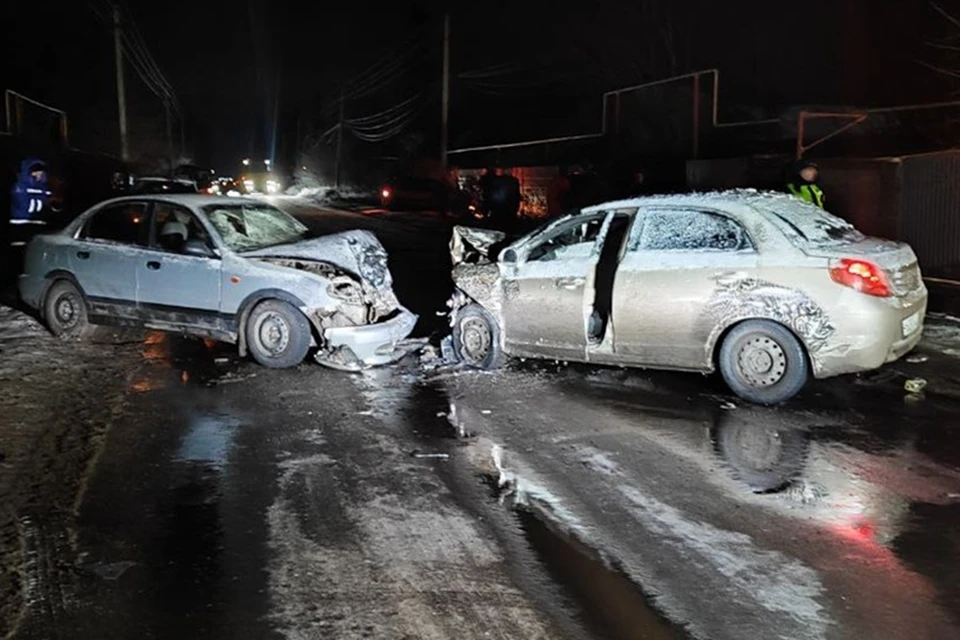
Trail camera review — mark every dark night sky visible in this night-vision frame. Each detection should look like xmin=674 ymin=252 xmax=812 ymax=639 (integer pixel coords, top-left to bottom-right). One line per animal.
xmin=0 ymin=0 xmax=949 ymax=172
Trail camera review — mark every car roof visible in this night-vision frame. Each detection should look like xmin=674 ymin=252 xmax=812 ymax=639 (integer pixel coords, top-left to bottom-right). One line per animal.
xmin=97 ymin=194 xmax=270 ymax=208
xmin=581 ymin=189 xmax=820 ymax=215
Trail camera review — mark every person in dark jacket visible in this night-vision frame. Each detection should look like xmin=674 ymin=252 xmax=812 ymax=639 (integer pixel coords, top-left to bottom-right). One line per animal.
xmin=502 ymin=168 xmax=521 ymax=220
xmin=9 ymin=158 xmax=52 ymax=247
xmin=786 ymin=159 xmax=825 ymax=209
xmin=477 ymin=167 xmax=497 ymax=218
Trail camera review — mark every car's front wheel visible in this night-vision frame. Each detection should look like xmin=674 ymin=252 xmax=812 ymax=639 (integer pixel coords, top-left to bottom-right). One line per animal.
xmin=245 ymin=300 xmax=312 ymax=368
xmin=44 ymin=280 xmax=95 ymax=340
xmin=718 ymin=320 xmax=809 ymax=405
xmin=452 ymin=303 xmax=505 ymax=370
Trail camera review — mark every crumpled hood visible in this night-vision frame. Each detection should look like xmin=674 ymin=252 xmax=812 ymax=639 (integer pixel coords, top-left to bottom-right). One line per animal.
xmin=450 ymin=226 xmax=507 ymax=266
xmin=245 ymin=229 xmax=391 ymax=288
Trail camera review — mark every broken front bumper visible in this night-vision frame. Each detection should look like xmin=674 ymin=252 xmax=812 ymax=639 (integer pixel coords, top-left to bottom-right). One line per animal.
xmin=318 ymin=308 xmax=418 ymax=371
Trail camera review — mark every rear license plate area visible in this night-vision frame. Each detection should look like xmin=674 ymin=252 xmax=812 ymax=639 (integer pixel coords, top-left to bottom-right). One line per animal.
xmin=902 ymin=311 xmax=922 ymax=338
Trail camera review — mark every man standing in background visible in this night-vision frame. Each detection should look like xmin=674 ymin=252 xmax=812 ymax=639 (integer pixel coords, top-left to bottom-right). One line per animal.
xmin=6 ymin=158 xmax=52 ymax=279
xmin=785 ymin=159 xmax=826 ymax=209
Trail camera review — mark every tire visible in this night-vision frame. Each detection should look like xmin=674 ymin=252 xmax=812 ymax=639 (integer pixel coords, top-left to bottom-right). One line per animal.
xmin=718 ymin=320 xmax=809 ymax=405
xmin=452 ymin=303 xmax=505 ymax=370
xmin=713 ymin=414 xmax=810 ymax=492
xmin=43 ymin=280 xmax=95 ymax=340
xmin=245 ymin=299 xmax=311 ymax=369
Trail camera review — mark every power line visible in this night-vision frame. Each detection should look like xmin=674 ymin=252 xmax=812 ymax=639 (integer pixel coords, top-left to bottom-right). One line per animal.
xmin=88 ymin=1 xmax=181 ymax=113
xmin=346 ymin=93 xmax=422 ymax=126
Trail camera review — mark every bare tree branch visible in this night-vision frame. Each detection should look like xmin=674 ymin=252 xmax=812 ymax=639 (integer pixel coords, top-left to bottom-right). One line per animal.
xmin=932 ymin=1 xmax=960 ymax=31
xmin=916 ymin=58 xmax=960 ymax=80
xmin=927 ymin=40 xmax=960 ymax=52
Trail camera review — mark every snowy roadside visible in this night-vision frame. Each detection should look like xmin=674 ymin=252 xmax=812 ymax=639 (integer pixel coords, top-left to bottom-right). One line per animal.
xmin=0 ymin=305 xmax=140 ymax=638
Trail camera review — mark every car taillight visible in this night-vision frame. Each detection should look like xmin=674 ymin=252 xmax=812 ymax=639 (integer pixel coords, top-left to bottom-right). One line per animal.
xmin=829 ymin=258 xmax=891 ymax=297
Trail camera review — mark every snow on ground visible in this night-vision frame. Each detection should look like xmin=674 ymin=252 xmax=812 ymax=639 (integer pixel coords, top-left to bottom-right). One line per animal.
xmin=921 ymin=313 xmax=960 ymax=358
xmin=0 ymin=306 xmax=54 ymax=376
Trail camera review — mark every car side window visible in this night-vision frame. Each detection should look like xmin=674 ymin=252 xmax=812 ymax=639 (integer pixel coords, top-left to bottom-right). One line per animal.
xmin=634 ymin=209 xmax=752 ymax=252
xmin=526 ymin=214 xmax=607 ymax=262
xmin=81 ymin=203 xmax=149 ymax=246
xmin=151 ymin=203 xmax=211 ymax=254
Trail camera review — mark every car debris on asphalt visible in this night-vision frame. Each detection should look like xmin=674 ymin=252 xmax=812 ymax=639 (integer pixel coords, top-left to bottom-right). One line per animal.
xmin=904 ymin=378 xmax=928 ymax=394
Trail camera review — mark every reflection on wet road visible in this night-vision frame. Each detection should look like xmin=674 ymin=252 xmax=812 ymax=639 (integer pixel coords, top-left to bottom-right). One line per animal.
xmin=430 ymin=357 xmax=960 ymax=640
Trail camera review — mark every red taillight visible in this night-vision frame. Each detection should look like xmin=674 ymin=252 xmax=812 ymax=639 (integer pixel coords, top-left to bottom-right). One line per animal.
xmin=829 ymin=258 xmax=891 ymax=297
xmin=381 ymin=188 xmax=391 ymax=199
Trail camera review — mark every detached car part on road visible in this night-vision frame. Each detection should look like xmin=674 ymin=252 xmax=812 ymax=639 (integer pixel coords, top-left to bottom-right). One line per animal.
xmin=19 ymin=195 xmax=417 ymax=370
xmin=447 ymin=190 xmax=927 ymax=405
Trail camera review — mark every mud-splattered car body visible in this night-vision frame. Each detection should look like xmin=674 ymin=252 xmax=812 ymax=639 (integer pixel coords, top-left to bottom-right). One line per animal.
xmin=19 ymin=195 xmax=416 ymax=369
xmin=448 ymin=190 xmax=927 ymax=400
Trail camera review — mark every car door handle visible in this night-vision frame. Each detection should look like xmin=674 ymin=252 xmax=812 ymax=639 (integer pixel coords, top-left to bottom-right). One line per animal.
xmin=76 ymin=251 xmax=90 ymax=260
xmin=556 ymin=277 xmax=585 ymax=290
xmin=146 ymin=261 xmax=162 ymax=270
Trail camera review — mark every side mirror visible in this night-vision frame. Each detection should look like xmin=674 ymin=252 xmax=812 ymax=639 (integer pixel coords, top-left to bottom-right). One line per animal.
xmin=184 ymin=238 xmax=216 ymax=258
xmin=500 ymin=248 xmax=519 ymax=264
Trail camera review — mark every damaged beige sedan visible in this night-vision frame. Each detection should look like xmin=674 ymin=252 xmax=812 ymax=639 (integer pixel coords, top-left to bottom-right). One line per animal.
xmin=448 ymin=190 xmax=927 ymax=404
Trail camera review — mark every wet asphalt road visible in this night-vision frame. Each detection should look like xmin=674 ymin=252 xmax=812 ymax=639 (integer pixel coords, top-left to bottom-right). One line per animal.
xmin=4 ymin=198 xmax=960 ymax=639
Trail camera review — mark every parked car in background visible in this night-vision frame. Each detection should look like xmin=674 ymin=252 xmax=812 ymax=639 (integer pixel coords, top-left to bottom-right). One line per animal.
xmin=19 ymin=195 xmax=417 ymax=370
xmin=447 ymin=190 xmax=927 ymax=404
xmin=379 ymin=176 xmax=474 ymax=215
xmin=130 ymin=177 xmax=198 ymax=195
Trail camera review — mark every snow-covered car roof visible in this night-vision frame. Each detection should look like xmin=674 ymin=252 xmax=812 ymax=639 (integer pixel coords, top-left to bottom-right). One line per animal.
xmin=582 ymin=188 xmax=818 ymax=214
xmin=582 ymin=189 xmax=863 ymax=246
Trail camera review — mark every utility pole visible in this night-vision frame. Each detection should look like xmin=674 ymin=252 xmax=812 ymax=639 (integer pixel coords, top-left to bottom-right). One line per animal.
xmin=164 ymin=99 xmax=174 ymax=173
xmin=334 ymin=87 xmax=345 ymax=188
xmin=113 ymin=4 xmax=129 ymax=162
xmin=440 ymin=11 xmax=450 ymax=169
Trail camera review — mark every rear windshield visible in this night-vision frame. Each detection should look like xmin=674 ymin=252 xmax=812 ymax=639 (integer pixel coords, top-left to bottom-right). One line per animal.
xmin=759 ymin=202 xmax=864 ymax=246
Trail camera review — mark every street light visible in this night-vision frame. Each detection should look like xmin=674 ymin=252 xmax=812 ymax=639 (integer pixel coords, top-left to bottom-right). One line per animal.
xmin=242 ymin=158 xmax=250 ymax=166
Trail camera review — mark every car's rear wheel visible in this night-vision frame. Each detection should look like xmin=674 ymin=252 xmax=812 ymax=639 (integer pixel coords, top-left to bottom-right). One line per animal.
xmin=44 ymin=280 xmax=95 ymax=340
xmin=452 ymin=303 xmax=504 ymax=370
xmin=246 ymin=300 xmax=311 ymax=368
xmin=718 ymin=320 xmax=809 ymax=405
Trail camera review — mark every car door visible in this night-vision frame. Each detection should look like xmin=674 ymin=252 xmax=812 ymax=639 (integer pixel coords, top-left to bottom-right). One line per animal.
xmin=501 ymin=211 xmax=609 ymax=360
xmin=612 ymin=207 xmax=760 ymax=369
xmin=70 ymin=201 xmax=151 ymax=321
xmin=136 ymin=202 xmax=224 ymax=333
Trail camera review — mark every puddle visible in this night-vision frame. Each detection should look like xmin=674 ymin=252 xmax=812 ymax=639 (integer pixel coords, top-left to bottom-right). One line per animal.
xmin=479 ymin=475 xmax=683 ymax=640
xmin=175 ymin=413 xmax=241 ymax=470
xmin=711 ymin=409 xmax=811 ymax=493
xmin=516 ymin=508 xmax=681 ymax=640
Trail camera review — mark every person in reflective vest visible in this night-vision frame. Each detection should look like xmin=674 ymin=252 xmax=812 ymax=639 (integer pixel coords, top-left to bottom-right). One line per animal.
xmin=9 ymin=158 xmax=52 ymax=247
xmin=786 ymin=159 xmax=825 ymax=209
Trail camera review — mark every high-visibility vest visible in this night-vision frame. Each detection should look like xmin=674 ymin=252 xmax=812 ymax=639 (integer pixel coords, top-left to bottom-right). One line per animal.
xmin=787 ymin=183 xmax=825 ymax=209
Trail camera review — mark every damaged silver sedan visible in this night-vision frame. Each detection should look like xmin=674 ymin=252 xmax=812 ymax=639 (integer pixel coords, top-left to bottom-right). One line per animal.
xmin=448 ymin=190 xmax=927 ymax=404
xmin=19 ymin=195 xmax=416 ymax=370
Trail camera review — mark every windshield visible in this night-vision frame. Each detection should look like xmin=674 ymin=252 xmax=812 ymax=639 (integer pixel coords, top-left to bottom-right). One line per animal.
xmin=203 ymin=204 xmax=308 ymax=252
